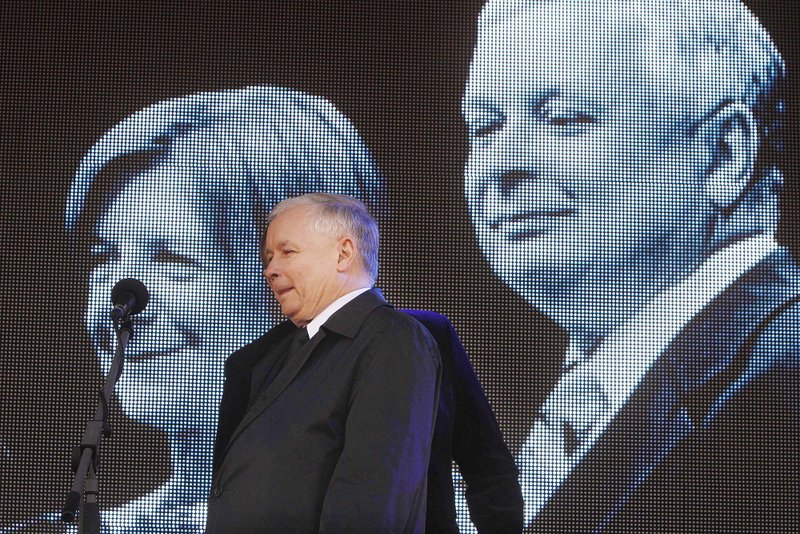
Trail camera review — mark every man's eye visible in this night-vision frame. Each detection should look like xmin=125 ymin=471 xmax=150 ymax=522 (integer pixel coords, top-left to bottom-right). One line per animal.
xmin=154 ymin=249 xmax=195 ymax=265
xmin=549 ymin=113 xmax=595 ymax=126
xmin=540 ymin=98 xmax=599 ymax=129
xmin=464 ymin=107 xmax=505 ymax=140
xmin=470 ymin=122 xmax=503 ymax=138
xmin=87 ymin=243 xmax=115 ymax=268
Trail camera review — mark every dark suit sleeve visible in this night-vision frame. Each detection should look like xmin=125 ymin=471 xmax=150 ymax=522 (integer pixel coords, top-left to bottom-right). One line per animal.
xmin=446 ymin=318 xmax=524 ymax=533
xmin=318 ymin=311 xmax=441 ymax=533
xmin=404 ymin=309 xmax=523 ymax=533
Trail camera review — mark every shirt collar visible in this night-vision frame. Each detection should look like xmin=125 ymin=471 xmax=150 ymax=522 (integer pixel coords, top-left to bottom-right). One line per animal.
xmin=305 ymin=287 xmax=372 ymax=339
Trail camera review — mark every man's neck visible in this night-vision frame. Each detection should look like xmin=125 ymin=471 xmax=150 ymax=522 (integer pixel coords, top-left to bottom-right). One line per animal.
xmin=560 ymin=231 xmax=776 ymax=351
xmin=570 ymin=232 xmax=777 ymax=354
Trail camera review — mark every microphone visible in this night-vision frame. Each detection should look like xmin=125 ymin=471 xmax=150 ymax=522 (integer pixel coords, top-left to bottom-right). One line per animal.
xmin=110 ymin=278 xmax=149 ymax=320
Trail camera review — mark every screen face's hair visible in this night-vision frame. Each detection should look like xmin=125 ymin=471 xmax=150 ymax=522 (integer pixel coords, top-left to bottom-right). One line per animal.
xmin=1 ymin=1 xmax=797 ymax=531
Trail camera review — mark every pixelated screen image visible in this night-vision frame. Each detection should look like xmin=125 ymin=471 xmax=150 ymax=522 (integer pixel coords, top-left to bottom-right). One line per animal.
xmin=1 ymin=1 xmax=797 ymax=532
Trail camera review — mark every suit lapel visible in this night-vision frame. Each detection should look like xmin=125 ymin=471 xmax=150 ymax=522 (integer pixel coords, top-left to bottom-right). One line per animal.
xmin=535 ymin=249 xmax=800 ymax=532
xmin=534 ymin=350 xmax=694 ymax=532
xmin=213 ymin=322 xmax=295 ymax=471
xmin=667 ymin=249 xmax=800 ymax=425
xmin=222 ymin=331 xmax=326 ymax=459
xmin=254 ymin=331 xmax=324 ymax=412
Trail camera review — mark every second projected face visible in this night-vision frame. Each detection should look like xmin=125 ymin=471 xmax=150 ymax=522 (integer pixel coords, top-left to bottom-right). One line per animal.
xmin=462 ymin=1 xmax=711 ymax=336
xmin=85 ymin=163 xmax=264 ymax=432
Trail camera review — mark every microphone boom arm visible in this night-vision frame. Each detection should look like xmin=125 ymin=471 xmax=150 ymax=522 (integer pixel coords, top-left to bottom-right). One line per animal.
xmin=62 ymin=316 xmax=133 ymax=532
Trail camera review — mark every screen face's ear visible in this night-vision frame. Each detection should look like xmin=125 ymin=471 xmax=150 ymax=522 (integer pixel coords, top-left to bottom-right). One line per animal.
xmin=701 ymin=101 xmax=759 ymax=210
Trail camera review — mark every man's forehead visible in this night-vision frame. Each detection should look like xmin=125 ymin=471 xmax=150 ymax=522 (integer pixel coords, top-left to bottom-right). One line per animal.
xmin=265 ymin=208 xmax=306 ymax=240
xmin=468 ymin=1 xmax=651 ymax=100
xmin=479 ymin=0 xmax=641 ymax=33
xmin=263 ymin=237 xmax=295 ymax=252
xmin=264 ymin=206 xmax=338 ymax=249
xmin=469 ymin=0 xmax=783 ymax=131
xmin=266 ymin=217 xmax=302 ymax=237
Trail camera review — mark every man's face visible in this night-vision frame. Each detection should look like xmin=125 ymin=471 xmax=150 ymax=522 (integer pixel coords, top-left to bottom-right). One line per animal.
xmin=263 ymin=205 xmax=346 ymax=326
xmin=463 ymin=1 xmax=712 ymax=334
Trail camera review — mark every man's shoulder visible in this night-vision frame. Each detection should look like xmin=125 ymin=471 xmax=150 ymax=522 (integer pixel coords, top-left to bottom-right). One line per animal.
xmin=352 ymin=307 xmax=442 ymax=382
xmin=698 ymin=246 xmax=800 ymax=335
xmin=352 ymin=304 xmax=441 ymax=361
xmin=751 ymin=295 xmax=800 ymax=367
xmin=400 ymin=308 xmax=453 ymax=332
xmin=730 ymin=247 xmax=800 ymax=354
xmin=398 ymin=309 xmax=460 ymax=356
xmin=364 ymin=303 xmax=440 ymax=336
xmin=325 ymin=289 xmax=436 ymax=345
xmin=739 ymin=246 xmax=800 ymax=296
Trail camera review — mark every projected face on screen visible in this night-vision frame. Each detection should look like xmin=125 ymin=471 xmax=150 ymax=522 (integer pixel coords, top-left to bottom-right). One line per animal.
xmin=464 ymin=0 xmax=783 ymax=348
xmin=86 ymin=163 xmax=255 ymax=430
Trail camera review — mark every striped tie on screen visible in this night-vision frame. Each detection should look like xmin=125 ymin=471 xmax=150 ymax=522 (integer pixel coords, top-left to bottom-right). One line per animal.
xmin=520 ymin=352 xmax=609 ymax=520
xmin=538 ymin=361 xmax=608 ymax=458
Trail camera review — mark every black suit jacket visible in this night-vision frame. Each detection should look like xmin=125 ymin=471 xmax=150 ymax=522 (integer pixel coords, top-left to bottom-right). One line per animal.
xmin=402 ymin=310 xmax=523 ymax=534
xmin=207 ymin=289 xmax=441 ymax=533
xmin=531 ymin=248 xmax=800 ymax=532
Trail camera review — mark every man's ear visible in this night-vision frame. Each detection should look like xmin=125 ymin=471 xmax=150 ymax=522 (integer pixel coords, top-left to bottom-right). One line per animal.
xmin=336 ymin=237 xmax=356 ymax=272
xmin=702 ymin=101 xmax=758 ymax=210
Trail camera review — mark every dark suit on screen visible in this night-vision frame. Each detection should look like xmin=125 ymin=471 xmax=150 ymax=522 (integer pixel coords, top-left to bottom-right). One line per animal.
xmin=402 ymin=310 xmax=524 ymax=534
xmin=207 ymin=289 xmax=441 ymax=533
xmin=531 ymin=248 xmax=800 ymax=533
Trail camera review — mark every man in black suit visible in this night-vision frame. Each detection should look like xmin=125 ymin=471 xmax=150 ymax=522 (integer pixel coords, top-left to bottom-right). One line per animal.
xmin=463 ymin=0 xmax=797 ymax=530
xmin=207 ymin=193 xmax=441 ymax=533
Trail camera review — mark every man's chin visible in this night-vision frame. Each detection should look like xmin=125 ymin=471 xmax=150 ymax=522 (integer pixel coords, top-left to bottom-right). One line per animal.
xmin=489 ymin=255 xmax=570 ymax=286
xmin=282 ymin=309 xmax=309 ymax=327
xmin=279 ymin=303 xmax=298 ymax=320
xmin=492 ymin=260 xmax=586 ymax=305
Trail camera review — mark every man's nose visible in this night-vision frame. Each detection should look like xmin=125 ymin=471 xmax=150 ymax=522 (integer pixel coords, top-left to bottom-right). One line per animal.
xmin=498 ymin=169 xmax=535 ymax=195
xmin=116 ymin=284 xmax=157 ymax=327
xmin=89 ymin=276 xmax=155 ymax=351
xmin=103 ymin=267 xmax=158 ymax=324
xmin=264 ymin=260 xmax=280 ymax=281
xmin=483 ymin=126 xmax=540 ymax=193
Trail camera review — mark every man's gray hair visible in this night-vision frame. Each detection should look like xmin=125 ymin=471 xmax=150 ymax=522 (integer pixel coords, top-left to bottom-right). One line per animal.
xmin=268 ymin=193 xmax=380 ymax=284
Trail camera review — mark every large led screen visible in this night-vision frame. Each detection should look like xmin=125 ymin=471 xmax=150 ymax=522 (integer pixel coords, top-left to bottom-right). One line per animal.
xmin=2 ymin=1 xmax=798 ymax=532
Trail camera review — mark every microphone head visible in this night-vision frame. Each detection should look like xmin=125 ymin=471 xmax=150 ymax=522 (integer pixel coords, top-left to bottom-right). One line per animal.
xmin=110 ymin=278 xmax=150 ymax=315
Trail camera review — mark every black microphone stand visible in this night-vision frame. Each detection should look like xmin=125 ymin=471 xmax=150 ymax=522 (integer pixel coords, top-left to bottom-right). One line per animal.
xmin=62 ymin=314 xmax=134 ymax=533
